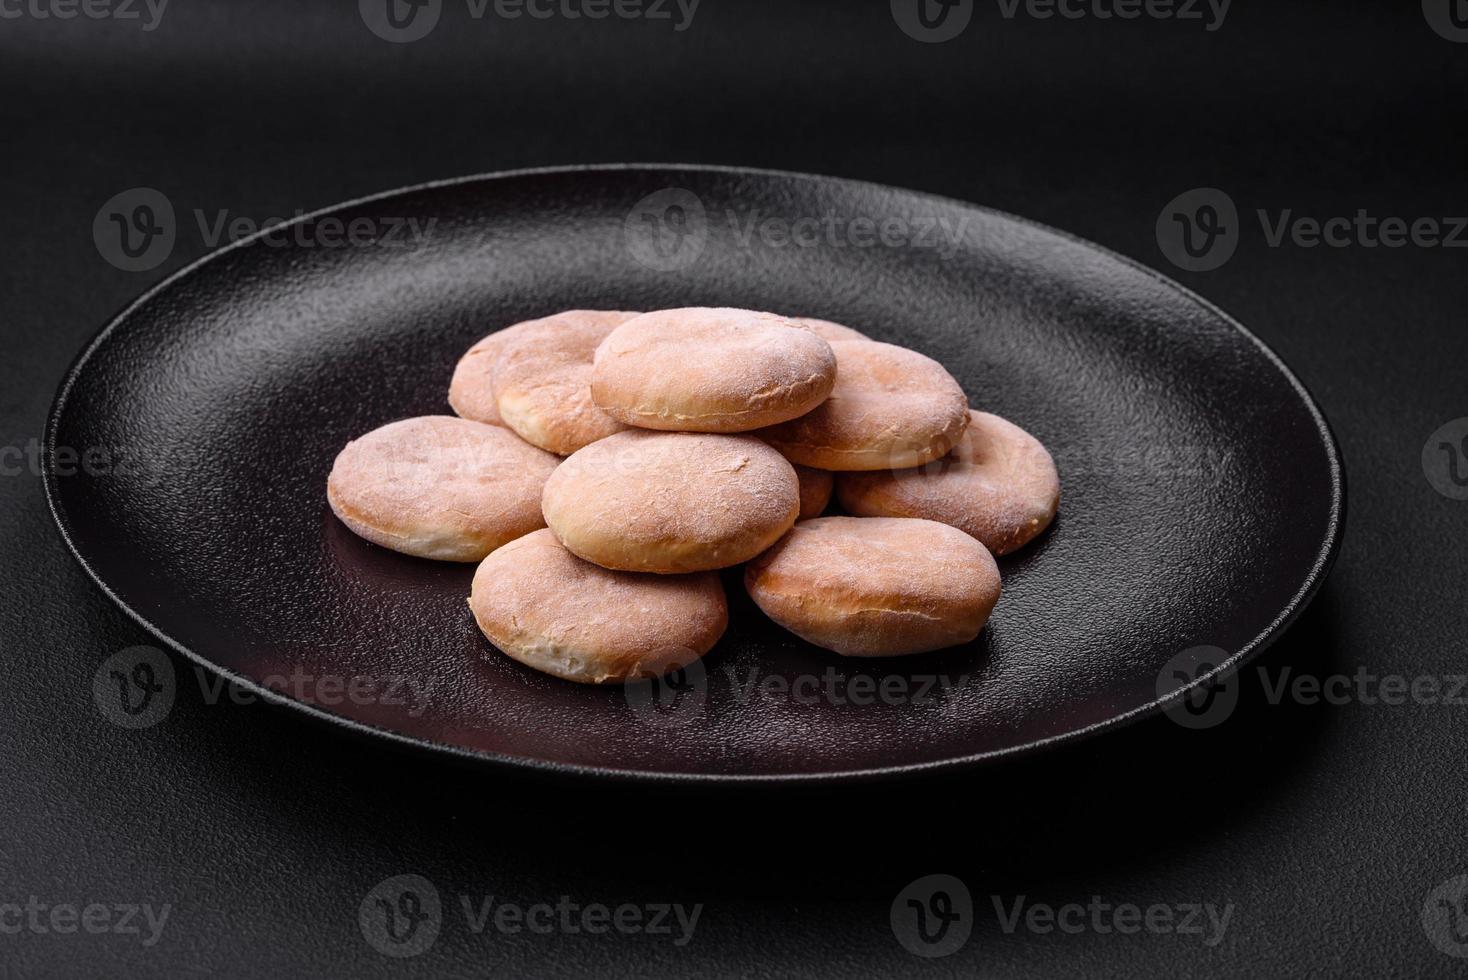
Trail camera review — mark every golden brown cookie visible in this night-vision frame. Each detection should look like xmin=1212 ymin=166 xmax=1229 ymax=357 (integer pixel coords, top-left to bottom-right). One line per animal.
xmin=542 ymin=430 xmax=800 ymax=573
xmin=744 ymin=516 xmax=1001 ymax=656
xmin=759 ymin=340 xmax=969 ymax=471
xmin=327 ymin=415 xmax=559 ymax=562
xmin=470 ymin=530 xmax=727 ymax=684
xmin=837 ymin=410 xmax=1059 ymax=555
xmin=591 ymin=307 xmax=838 ymax=432
xmin=492 ymin=310 xmax=641 ymax=454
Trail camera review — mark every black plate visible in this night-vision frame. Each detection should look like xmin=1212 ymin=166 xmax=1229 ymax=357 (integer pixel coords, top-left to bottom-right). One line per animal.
xmin=45 ymin=165 xmax=1344 ymax=783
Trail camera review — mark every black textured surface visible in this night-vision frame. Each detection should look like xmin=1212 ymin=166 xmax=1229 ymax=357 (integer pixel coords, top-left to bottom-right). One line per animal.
xmin=44 ymin=166 xmax=1343 ymax=781
xmin=4 ymin=1 xmax=1468 ymax=977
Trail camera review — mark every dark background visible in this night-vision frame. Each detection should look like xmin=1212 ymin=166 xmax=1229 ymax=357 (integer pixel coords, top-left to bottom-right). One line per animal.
xmin=4 ymin=0 xmax=1467 ymax=976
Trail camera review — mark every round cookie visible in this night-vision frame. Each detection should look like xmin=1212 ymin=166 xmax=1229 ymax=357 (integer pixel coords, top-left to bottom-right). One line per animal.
xmin=327 ymin=415 xmax=560 ymax=562
xmin=471 ymin=529 xmax=727 ymax=684
xmin=450 ymin=310 xmax=638 ymax=426
xmin=591 ymin=307 xmax=838 ymax=432
xmin=744 ymin=516 xmax=1001 ymax=657
xmin=792 ymin=317 xmax=870 ymax=343
xmin=759 ymin=340 xmax=969 ymax=471
xmin=493 ymin=310 xmax=641 ymax=455
xmin=447 ymin=331 xmax=507 ymax=425
xmin=794 ymin=464 xmax=834 ymax=520
xmin=447 ymin=317 xmax=551 ymax=426
xmin=543 ymin=430 xmax=800 ymax=573
xmin=837 ymin=411 xmax=1060 ymax=555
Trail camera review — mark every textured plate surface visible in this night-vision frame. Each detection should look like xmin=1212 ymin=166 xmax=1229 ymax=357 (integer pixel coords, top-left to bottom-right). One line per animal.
xmin=45 ymin=166 xmax=1344 ymax=782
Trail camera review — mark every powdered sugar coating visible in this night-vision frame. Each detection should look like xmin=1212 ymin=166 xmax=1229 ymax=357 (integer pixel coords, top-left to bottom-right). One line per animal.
xmin=591 ymin=307 xmax=838 ymax=432
xmin=759 ymin=340 xmax=970 ymax=471
xmin=744 ymin=516 xmax=1001 ymax=657
xmin=837 ymin=410 xmax=1060 ymax=555
xmin=327 ymin=415 xmax=560 ymax=562
xmin=470 ymin=529 xmax=727 ymax=684
xmin=493 ymin=310 xmax=641 ymax=454
xmin=543 ymin=430 xmax=800 ymax=573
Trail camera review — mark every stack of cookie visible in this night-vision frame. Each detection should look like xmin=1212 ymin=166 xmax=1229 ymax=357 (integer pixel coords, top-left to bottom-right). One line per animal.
xmin=327 ymin=308 xmax=1059 ymax=684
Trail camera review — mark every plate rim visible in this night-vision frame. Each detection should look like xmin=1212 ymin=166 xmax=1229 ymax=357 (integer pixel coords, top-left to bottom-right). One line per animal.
xmin=44 ymin=163 xmax=1347 ymax=785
